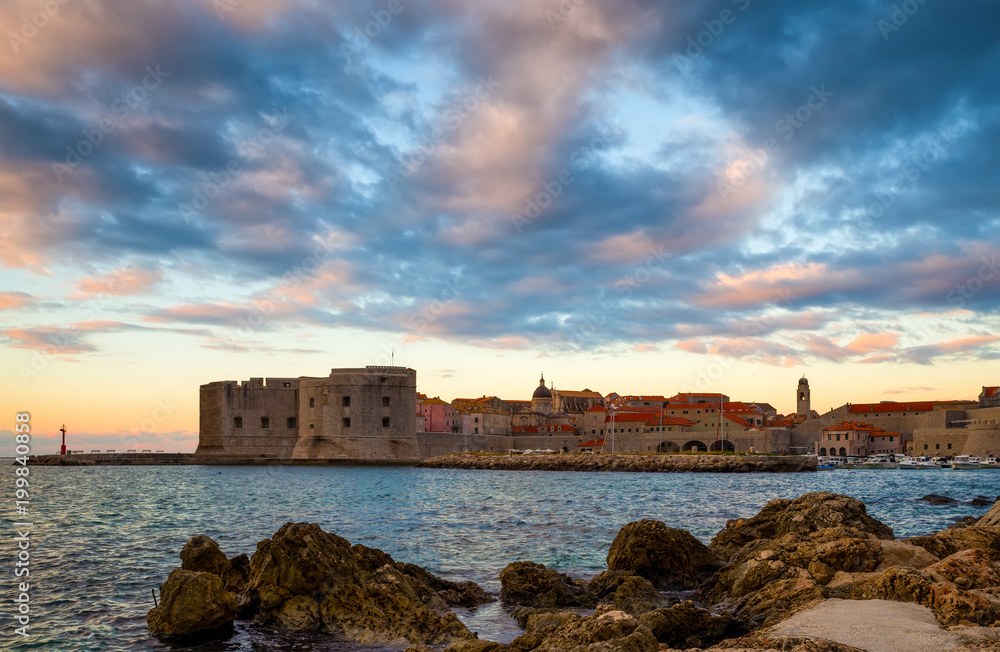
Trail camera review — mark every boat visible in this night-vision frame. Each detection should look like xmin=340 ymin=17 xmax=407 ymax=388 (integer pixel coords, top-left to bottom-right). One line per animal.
xmin=952 ymin=455 xmax=981 ymax=470
xmin=898 ymin=457 xmax=921 ymax=469
xmin=980 ymin=457 xmax=1000 ymax=469
xmin=862 ymin=454 xmax=899 ymax=469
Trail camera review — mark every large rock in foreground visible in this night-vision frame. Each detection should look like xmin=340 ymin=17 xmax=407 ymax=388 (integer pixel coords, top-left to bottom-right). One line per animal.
xmin=606 ymin=519 xmax=722 ymax=590
xmin=500 ymin=561 xmax=595 ymax=608
xmin=147 ymin=568 xmax=237 ymax=639
xmin=509 ymin=607 xmax=658 ymax=652
xmin=150 ymin=525 xmax=493 ymax=646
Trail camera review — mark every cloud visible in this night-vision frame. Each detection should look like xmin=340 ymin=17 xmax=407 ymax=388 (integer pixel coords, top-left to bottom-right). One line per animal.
xmin=71 ymin=265 xmax=163 ymax=298
xmin=0 ymin=291 xmax=35 ymax=310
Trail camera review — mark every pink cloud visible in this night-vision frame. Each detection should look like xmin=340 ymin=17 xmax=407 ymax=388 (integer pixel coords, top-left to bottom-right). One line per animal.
xmin=0 ymin=291 xmax=34 ymax=310
xmin=72 ymin=266 xmax=163 ymax=298
xmin=845 ymin=332 xmax=900 ymax=354
xmin=675 ymin=339 xmax=707 ymax=354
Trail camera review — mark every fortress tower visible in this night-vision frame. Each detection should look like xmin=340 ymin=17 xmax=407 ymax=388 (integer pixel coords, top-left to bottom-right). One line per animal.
xmin=797 ymin=376 xmax=811 ymax=418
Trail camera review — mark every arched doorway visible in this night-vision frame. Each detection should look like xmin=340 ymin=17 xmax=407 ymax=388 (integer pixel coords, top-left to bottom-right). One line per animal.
xmin=658 ymin=441 xmax=680 ymax=453
xmin=683 ymin=440 xmax=708 ymax=452
xmin=839 ymin=447 xmax=846 ymax=456
xmin=710 ymin=440 xmax=735 ymax=452
xmin=819 ymin=447 xmax=827 ymax=456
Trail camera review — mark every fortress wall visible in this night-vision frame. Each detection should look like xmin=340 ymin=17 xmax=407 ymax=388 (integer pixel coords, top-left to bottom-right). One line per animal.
xmin=292 ymin=367 xmax=418 ymax=460
xmin=196 ymin=378 xmax=301 ymax=458
xmin=417 ymin=433 xmax=513 ymax=457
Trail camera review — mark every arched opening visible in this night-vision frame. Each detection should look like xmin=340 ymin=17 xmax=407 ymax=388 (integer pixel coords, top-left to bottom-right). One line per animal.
xmin=710 ymin=440 xmax=735 ymax=452
xmin=819 ymin=447 xmax=827 ymax=456
xmin=658 ymin=441 xmax=680 ymax=453
xmin=839 ymin=447 xmax=846 ymax=456
xmin=683 ymin=440 xmax=708 ymax=452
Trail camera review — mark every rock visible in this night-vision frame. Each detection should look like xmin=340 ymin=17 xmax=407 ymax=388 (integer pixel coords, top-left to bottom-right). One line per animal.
xmin=841 ymin=566 xmax=1000 ymax=626
xmin=919 ymin=494 xmax=958 ymax=506
xmin=222 ymin=553 xmax=250 ymax=595
xmin=637 ymin=600 xmax=745 ymax=648
xmin=908 ymin=523 xmax=1000 ymax=561
xmin=147 ymin=568 xmax=237 ymax=640
xmin=180 ymin=535 xmax=229 ymax=575
xmin=712 ymin=634 xmax=868 ymax=650
xmin=711 ymin=493 xmax=894 ymax=557
xmin=607 ymin=520 xmax=723 ymax=590
xmin=728 ymin=576 xmax=828 ymax=628
xmin=519 ymin=608 xmax=658 ymax=652
xmin=925 ymin=548 xmax=1000 ymax=590
xmin=235 ymin=522 xmax=486 ymax=644
xmin=876 ymin=539 xmax=939 ymax=571
xmin=499 ymin=561 xmax=595 ymax=608
xmin=971 ymin=495 xmax=995 ymax=507
xmin=610 ymin=574 xmax=667 ymax=616
xmin=978 ymin=500 xmax=1000 ymax=527
xmin=274 ymin=594 xmax=322 ymax=631
xmin=525 ymin=611 xmax=581 ymax=632
xmin=445 ymin=639 xmax=505 ymax=652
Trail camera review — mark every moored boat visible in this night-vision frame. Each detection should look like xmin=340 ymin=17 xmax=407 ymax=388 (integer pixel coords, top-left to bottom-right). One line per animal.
xmin=980 ymin=457 xmax=1000 ymax=469
xmin=952 ymin=455 xmax=981 ymax=470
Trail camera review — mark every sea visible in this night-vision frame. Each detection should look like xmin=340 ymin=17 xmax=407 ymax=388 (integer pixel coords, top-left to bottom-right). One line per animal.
xmin=2 ymin=464 xmax=999 ymax=651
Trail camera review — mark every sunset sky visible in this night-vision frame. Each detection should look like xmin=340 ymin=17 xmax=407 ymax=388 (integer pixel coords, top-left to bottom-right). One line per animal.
xmin=1 ymin=0 xmax=998 ymax=455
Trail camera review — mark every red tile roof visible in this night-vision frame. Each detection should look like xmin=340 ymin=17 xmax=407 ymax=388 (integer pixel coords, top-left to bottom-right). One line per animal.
xmin=985 ymin=387 xmax=999 ymax=398
xmin=823 ymin=420 xmax=889 ymax=433
xmin=586 ymin=405 xmax=607 ymax=412
xmin=578 ymin=439 xmax=605 ymax=447
xmin=847 ymin=402 xmax=935 ymax=413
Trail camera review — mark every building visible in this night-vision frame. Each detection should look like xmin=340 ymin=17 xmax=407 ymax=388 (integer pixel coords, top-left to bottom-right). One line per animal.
xmin=418 ymin=397 xmax=455 ymax=433
xmin=816 ymin=421 xmax=901 ymax=457
xmin=197 ymin=366 xmax=419 ymax=461
xmin=797 ymin=377 xmax=811 ymax=418
xmin=981 ymin=386 xmax=1000 ymax=408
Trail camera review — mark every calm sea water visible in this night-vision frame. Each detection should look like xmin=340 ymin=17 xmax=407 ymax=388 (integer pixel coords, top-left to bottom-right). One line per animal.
xmin=2 ymin=465 xmax=999 ymax=651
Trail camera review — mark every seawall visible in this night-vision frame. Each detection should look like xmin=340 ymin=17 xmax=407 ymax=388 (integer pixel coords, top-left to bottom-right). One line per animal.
xmin=25 ymin=453 xmax=416 ymax=466
xmin=417 ymin=453 xmax=815 ymax=472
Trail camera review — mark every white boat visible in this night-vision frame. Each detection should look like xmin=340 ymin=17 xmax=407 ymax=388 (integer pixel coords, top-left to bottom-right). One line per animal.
xmin=952 ymin=455 xmax=981 ymax=470
xmin=898 ymin=457 xmax=921 ymax=469
xmin=980 ymin=457 xmax=1000 ymax=469
xmin=862 ymin=454 xmax=899 ymax=469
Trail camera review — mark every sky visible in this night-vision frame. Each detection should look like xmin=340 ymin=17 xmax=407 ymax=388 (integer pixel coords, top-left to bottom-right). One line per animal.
xmin=1 ymin=0 xmax=998 ymax=455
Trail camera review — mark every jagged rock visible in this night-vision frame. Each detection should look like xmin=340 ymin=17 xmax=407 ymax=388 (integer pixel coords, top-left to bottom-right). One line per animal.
xmin=711 ymin=493 xmax=893 ymax=557
xmin=586 ymin=570 xmax=632 ymax=601
xmin=500 ymin=561 xmax=595 ymax=608
xmin=712 ymin=633 xmax=868 ymax=650
xmin=180 ymin=535 xmax=229 ymax=575
xmin=516 ymin=608 xmax=658 ymax=652
xmin=971 ymin=495 xmax=994 ymax=507
xmin=445 ymin=639 xmax=505 ymax=652
xmin=607 ymin=520 xmax=723 ymax=590
xmin=840 ymin=566 xmax=1000 ymax=626
xmin=727 ymin=577 xmax=828 ymax=628
xmin=525 ymin=611 xmax=581 ymax=632
xmin=908 ymin=522 xmax=1000 ymax=560
xmin=978 ymin=500 xmax=1000 ymax=527
xmin=925 ymin=548 xmax=1000 ymax=590
xmin=876 ymin=539 xmax=939 ymax=571
xmin=638 ymin=600 xmax=746 ymax=648
xmin=610 ymin=574 xmax=667 ymax=616
xmin=147 ymin=568 xmax=237 ymax=640
xmin=222 ymin=553 xmax=250 ymax=595
xmin=398 ymin=562 xmax=495 ymax=610
xmin=919 ymin=494 xmax=958 ymax=506
xmin=237 ymin=522 xmax=486 ymax=644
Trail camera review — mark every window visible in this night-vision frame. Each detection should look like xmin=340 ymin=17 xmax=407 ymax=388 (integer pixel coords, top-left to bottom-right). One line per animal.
xmin=382 ymin=417 xmax=390 ymax=428
xmin=474 ymin=427 xmax=479 ymax=434
xmin=936 ymin=443 xmax=940 ymax=449
xmin=343 ymin=396 xmax=351 ymax=407
xmin=475 ymin=417 xmax=479 ymax=423
xmin=234 ymin=416 xmax=243 ymax=429
xmin=380 ymin=376 xmax=387 ymax=383
xmin=836 ymin=434 xmax=841 ymax=441
xmin=382 ymin=396 xmax=390 ymax=407
xmin=261 ymin=417 xmax=270 ymax=429
xmin=948 ymin=443 xmax=952 ymax=449
xmin=343 ymin=418 xmax=351 ymax=428
xmin=287 ymin=417 xmax=296 ymax=428
xmin=309 ymin=397 xmax=315 ymax=408
xmin=309 ymin=424 xmax=315 ymax=429
xmin=283 ymin=382 xmax=291 ymax=387
xmin=924 ymin=444 xmax=928 ymax=449
xmin=889 ymin=436 xmax=893 ymax=442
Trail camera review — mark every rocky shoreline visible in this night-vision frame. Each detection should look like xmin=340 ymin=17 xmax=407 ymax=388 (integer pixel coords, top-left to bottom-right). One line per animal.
xmin=417 ymin=453 xmax=815 ymax=473
xmin=148 ymin=491 xmax=1000 ymax=651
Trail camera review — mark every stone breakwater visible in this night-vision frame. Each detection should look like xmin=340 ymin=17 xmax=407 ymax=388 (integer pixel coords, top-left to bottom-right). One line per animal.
xmin=417 ymin=453 xmax=814 ymax=473
xmin=149 ymin=492 xmax=1000 ymax=651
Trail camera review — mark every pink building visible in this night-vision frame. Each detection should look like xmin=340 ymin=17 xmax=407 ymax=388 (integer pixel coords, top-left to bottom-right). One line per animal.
xmin=418 ymin=397 xmax=454 ymax=433
xmin=817 ymin=420 xmax=901 ymax=457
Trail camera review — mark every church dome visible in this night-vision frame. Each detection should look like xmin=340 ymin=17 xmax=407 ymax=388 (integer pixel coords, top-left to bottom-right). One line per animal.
xmin=532 ymin=374 xmax=552 ymax=399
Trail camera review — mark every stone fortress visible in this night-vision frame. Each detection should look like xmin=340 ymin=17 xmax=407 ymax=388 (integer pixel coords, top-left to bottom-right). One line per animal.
xmin=195 ymin=365 xmax=1000 ymax=461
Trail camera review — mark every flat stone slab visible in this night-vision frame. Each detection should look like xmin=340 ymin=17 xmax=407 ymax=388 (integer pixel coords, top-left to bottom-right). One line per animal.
xmin=769 ymin=599 xmax=965 ymax=652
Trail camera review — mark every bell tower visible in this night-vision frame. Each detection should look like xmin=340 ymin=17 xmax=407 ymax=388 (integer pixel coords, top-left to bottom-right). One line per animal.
xmin=796 ymin=376 xmax=811 ymax=418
